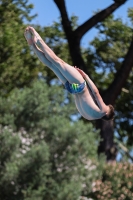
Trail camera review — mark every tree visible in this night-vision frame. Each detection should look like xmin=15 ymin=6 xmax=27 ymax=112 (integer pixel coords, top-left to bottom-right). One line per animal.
xmin=0 ymin=80 xmax=103 ymax=200
xmin=1 ymin=0 xmax=133 ymax=162
xmin=1 ymin=1 xmax=133 ymax=199
xmin=52 ymin=0 xmax=133 ymax=161
xmin=87 ymin=12 xmax=133 ymax=162
xmin=90 ymin=162 xmax=133 ymax=199
xmin=0 ymin=0 xmax=46 ymax=95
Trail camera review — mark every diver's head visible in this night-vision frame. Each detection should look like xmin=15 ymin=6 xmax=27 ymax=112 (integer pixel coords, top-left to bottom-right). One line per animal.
xmin=101 ymin=105 xmax=115 ymax=121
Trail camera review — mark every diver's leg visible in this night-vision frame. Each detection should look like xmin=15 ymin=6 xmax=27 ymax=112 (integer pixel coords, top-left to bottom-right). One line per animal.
xmin=29 ymin=26 xmax=84 ymax=84
xmin=24 ymin=28 xmax=67 ymax=84
xmin=32 ymin=44 xmax=67 ymax=84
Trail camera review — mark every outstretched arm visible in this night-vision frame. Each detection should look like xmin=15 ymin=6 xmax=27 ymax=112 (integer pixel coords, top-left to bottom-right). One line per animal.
xmin=75 ymin=68 xmax=107 ymax=111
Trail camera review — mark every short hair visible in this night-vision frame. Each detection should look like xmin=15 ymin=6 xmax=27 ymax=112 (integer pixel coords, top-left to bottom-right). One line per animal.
xmin=101 ymin=105 xmax=115 ymax=121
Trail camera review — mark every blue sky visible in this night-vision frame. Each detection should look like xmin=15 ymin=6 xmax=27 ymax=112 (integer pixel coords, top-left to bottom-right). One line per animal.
xmin=28 ymin=0 xmax=133 ymax=45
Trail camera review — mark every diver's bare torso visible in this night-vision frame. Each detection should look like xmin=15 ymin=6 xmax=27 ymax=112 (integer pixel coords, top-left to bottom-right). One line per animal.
xmin=74 ymin=85 xmax=106 ymax=120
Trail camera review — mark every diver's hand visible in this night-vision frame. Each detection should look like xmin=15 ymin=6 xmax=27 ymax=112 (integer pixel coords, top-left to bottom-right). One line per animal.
xmin=75 ymin=67 xmax=86 ymax=78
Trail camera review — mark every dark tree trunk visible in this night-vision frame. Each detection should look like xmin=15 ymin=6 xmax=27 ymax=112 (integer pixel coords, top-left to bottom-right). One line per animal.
xmin=96 ymin=119 xmax=117 ymax=161
xmin=53 ymin=0 xmax=132 ymax=161
xmin=98 ymin=36 xmax=133 ymax=161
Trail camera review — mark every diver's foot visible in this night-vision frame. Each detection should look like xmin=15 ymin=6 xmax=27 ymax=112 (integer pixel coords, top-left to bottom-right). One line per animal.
xmin=24 ymin=27 xmax=33 ymax=45
xmin=28 ymin=26 xmax=42 ymax=45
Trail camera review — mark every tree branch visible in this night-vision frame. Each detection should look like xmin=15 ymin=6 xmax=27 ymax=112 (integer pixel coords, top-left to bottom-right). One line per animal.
xmin=103 ymin=36 xmax=133 ymax=105
xmin=75 ymin=0 xmax=128 ymax=40
xmin=118 ymin=141 xmax=133 ymax=162
xmin=53 ymin=0 xmax=128 ymax=74
xmin=53 ymin=0 xmax=88 ymax=72
xmin=53 ymin=0 xmax=73 ymax=37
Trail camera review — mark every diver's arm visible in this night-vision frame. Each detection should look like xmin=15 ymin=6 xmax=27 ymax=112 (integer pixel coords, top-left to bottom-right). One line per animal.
xmin=75 ymin=68 xmax=107 ymax=112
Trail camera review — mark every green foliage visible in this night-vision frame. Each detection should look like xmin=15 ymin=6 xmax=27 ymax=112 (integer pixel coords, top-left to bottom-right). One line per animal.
xmin=0 ymin=125 xmax=50 ymax=200
xmin=0 ymin=0 xmax=43 ymax=95
xmin=0 ymin=80 xmax=102 ymax=200
xmin=128 ymin=8 xmax=133 ymax=25
xmin=0 ymin=0 xmax=73 ymax=94
xmin=85 ymin=13 xmax=132 ymax=89
xmin=1 ymin=0 xmax=133 ymax=199
xmin=83 ymin=11 xmax=133 ymax=153
xmin=113 ymin=8 xmax=133 ymax=148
